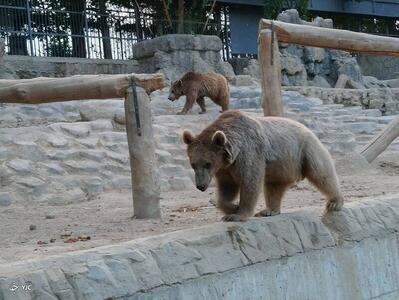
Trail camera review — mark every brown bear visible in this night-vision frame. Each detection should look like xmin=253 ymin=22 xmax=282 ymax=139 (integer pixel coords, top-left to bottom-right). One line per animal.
xmin=168 ymin=71 xmax=229 ymax=115
xmin=182 ymin=110 xmax=344 ymax=222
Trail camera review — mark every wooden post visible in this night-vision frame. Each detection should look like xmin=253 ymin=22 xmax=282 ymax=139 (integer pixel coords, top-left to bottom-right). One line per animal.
xmin=360 ymin=115 xmax=399 ymax=163
xmin=258 ymin=28 xmax=283 ymax=116
xmin=125 ymin=86 xmax=161 ymax=218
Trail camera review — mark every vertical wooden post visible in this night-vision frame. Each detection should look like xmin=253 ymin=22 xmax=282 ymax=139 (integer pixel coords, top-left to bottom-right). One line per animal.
xmin=125 ymin=86 xmax=161 ymax=218
xmin=258 ymin=28 xmax=283 ymax=116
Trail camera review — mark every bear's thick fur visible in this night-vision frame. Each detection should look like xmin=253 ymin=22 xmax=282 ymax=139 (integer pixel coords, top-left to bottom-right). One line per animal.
xmin=168 ymin=71 xmax=229 ymax=115
xmin=183 ymin=110 xmax=344 ymax=222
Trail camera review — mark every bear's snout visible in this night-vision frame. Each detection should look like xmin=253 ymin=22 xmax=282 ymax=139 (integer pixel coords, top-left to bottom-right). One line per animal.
xmin=196 ymin=184 xmax=207 ymax=192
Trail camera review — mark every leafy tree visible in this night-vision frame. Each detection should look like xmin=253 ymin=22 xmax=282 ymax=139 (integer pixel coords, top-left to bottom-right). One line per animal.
xmin=96 ymin=0 xmax=112 ymax=59
xmin=0 ymin=0 xmax=28 ymax=55
xmin=63 ymin=0 xmax=87 ymax=58
xmin=110 ymin=0 xmax=218 ymax=35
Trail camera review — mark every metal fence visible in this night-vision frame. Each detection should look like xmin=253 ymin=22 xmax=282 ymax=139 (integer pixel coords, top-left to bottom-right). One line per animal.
xmin=0 ymin=0 xmax=225 ymax=60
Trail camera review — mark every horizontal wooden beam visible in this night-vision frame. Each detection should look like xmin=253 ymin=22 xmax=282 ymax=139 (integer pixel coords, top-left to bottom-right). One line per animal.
xmin=259 ymin=19 xmax=399 ymax=57
xmin=0 ymin=73 xmax=165 ymax=104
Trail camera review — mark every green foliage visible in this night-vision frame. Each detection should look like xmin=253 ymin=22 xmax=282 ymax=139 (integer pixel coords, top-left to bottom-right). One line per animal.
xmin=109 ymin=0 xmax=216 ymax=34
xmin=47 ymin=36 xmax=72 ymax=57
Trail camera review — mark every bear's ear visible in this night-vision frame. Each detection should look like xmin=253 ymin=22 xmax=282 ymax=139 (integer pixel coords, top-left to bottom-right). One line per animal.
xmin=176 ymin=79 xmax=182 ymax=87
xmin=182 ymin=130 xmax=195 ymax=145
xmin=224 ymin=143 xmax=239 ymax=165
xmin=212 ymin=131 xmax=227 ymax=146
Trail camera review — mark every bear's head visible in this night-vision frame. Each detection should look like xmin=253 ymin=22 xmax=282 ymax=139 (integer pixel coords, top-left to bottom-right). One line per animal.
xmin=168 ymin=80 xmax=184 ymax=101
xmin=182 ymin=129 xmax=237 ymax=192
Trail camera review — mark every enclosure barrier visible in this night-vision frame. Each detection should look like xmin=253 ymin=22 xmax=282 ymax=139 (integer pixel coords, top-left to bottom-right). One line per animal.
xmin=1 ymin=195 xmax=399 ymax=299
xmin=258 ymin=19 xmax=399 ymax=162
xmin=0 ymin=73 xmax=165 ymax=218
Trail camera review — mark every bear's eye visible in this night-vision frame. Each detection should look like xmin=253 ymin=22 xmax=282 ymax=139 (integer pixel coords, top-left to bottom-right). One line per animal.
xmin=204 ymin=163 xmax=211 ymax=169
xmin=191 ymin=163 xmax=196 ymax=170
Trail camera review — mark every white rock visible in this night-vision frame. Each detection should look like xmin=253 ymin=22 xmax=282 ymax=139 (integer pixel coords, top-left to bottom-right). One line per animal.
xmin=60 ymin=123 xmax=90 ymax=138
xmin=49 ymin=136 xmax=69 ymax=148
xmin=7 ymin=159 xmax=32 ymax=174
xmin=82 ymin=177 xmax=104 ymax=194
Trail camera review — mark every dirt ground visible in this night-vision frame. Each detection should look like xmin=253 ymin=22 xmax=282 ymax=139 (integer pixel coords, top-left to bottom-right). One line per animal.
xmin=1 ymin=155 xmax=398 ymax=263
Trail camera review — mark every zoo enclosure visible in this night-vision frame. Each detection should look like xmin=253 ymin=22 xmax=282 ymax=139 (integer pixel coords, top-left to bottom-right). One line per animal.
xmin=257 ymin=19 xmax=399 ymax=163
xmin=0 ymin=0 xmax=229 ymax=60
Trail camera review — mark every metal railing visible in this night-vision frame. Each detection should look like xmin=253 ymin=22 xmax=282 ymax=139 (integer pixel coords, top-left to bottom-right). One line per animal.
xmin=0 ymin=0 xmax=224 ymax=60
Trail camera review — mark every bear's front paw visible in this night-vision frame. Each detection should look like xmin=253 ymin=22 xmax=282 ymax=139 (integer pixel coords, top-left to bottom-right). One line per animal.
xmin=326 ymin=197 xmax=344 ymax=212
xmin=221 ymin=214 xmax=248 ymax=222
xmin=255 ymin=209 xmax=280 ymax=217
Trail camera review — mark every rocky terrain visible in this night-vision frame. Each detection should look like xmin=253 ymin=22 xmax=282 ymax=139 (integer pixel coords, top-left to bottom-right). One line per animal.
xmin=0 ymin=85 xmax=398 ymax=208
xmin=0 ymin=83 xmax=399 ymax=262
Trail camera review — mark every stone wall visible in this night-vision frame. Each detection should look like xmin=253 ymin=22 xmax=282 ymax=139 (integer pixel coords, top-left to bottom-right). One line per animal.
xmin=132 ymin=34 xmax=235 ymax=81
xmin=357 ymin=54 xmax=399 ymax=80
xmin=284 ymin=86 xmax=399 ymax=114
xmin=1 ymin=195 xmax=398 ymax=299
xmin=2 ymin=55 xmax=140 ymax=79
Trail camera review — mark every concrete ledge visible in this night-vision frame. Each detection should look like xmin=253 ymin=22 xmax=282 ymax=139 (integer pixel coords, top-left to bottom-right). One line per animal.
xmin=1 ymin=195 xmax=399 ymax=299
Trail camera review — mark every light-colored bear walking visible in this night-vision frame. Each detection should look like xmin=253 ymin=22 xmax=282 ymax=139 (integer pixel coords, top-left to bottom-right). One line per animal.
xmin=183 ymin=110 xmax=344 ymax=222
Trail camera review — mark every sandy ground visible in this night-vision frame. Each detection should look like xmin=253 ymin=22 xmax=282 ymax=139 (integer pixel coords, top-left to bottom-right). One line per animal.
xmin=1 ymin=155 xmax=398 ymax=263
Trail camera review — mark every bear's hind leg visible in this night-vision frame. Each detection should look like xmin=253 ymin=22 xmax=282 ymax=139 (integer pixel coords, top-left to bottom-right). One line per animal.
xmin=255 ymin=183 xmax=288 ymax=217
xmin=307 ymin=174 xmax=344 ymax=211
xmin=216 ymin=172 xmax=239 ymax=215
xmin=304 ymin=146 xmax=344 ymax=212
xmin=219 ymin=96 xmax=229 ymax=113
xmin=196 ymin=97 xmax=206 ymax=114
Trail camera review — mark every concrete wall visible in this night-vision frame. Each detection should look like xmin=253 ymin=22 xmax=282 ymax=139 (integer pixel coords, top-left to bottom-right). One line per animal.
xmin=1 ymin=195 xmax=399 ymax=299
xmin=3 ymin=55 xmax=140 ymax=79
xmin=357 ymin=54 xmax=399 ymax=80
xmin=132 ymin=34 xmax=235 ymax=81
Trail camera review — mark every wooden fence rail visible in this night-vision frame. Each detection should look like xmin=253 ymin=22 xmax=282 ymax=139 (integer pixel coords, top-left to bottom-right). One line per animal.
xmin=259 ymin=19 xmax=399 ymax=57
xmin=258 ymin=18 xmax=399 ymax=162
xmin=0 ymin=73 xmax=164 ymax=103
xmin=0 ymin=73 xmax=165 ymax=219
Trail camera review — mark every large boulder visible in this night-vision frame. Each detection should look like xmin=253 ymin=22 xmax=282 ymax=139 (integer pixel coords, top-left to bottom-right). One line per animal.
xmin=232 ymin=9 xmax=369 ymax=88
xmin=280 ymin=51 xmax=308 ymax=86
xmin=276 ymin=10 xmax=364 ymax=87
xmin=278 ymin=9 xmax=334 ymax=28
xmin=132 ymin=34 xmax=235 ymax=81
